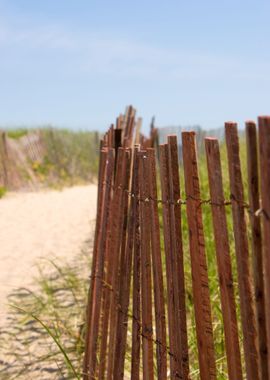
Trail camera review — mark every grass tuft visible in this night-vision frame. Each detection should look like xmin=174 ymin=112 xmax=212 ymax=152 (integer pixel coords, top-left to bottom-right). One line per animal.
xmin=0 ymin=240 xmax=92 ymax=380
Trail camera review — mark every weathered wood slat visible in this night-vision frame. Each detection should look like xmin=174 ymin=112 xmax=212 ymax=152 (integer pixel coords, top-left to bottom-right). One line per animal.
xmin=83 ymin=147 xmax=108 ymax=379
xmin=159 ymin=143 xmax=183 ymax=379
xmin=205 ymin=137 xmax=243 ymax=380
xmin=147 ymin=148 xmax=167 ymax=379
xmin=167 ymin=135 xmax=189 ymax=379
xmin=131 ymin=148 xmax=142 ymax=380
xmin=84 ymin=148 xmax=115 ymax=379
xmin=139 ymin=151 xmax=154 ymax=380
xmin=98 ymin=148 xmax=126 ymax=379
xmin=106 ymin=149 xmax=131 ymax=380
xmin=225 ymin=122 xmax=260 ymax=380
xmin=258 ymin=116 xmax=270 ymax=378
xmin=113 ymin=148 xmax=139 ymax=379
xmin=182 ymin=131 xmax=216 ymax=380
xmin=246 ymin=121 xmax=268 ymax=380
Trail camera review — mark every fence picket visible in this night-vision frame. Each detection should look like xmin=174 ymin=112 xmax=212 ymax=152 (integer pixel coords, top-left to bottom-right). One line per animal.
xmin=246 ymin=121 xmax=268 ymax=380
xmin=167 ymin=135 xmax=189 ymax=379
xmin=205 ymin=137 xmax=243 ymax=380
xmin=98 ymin=148 xmax=125 ymax=379
xmin=106 ymin=149 xmax=131 ymax=380
xmin=147 ymin=148 xmax=167 ymax=379
xmin=113 ymin=148 xmax=137 ymax=379
xmin=159 ymin=143 xmax=183 ymax=379
xmin=258 ymin=116 xmax=270 ymax=378
xmin=131 ymin=147 xmax=142 ymax=380
xmin=84 ymin=148 xmax=114 ymax=379
xmin=225 ymin=122 xmax=260 ymax=380
xmin=83 ymin=147 xmax=108 ymax=379
xmin=182 ymin=131 xmax=216 ymax=380
xmin=139 ymin=151 xmax=154 ymax=380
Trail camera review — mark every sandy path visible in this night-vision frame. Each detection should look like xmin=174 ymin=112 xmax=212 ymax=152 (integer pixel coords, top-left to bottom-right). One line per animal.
xmin=0 ymin=185 xmax=97 ymax=322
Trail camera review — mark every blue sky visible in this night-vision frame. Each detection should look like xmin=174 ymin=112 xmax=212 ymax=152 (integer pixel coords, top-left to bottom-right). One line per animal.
xmin=0 ymin=1 xmax=270 ymax=131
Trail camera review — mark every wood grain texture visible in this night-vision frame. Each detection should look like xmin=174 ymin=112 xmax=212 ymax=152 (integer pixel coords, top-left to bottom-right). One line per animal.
xmin=113 ymin=148 xmax=139 ymax=379
xmin=83 ymin=147 xmax=108 ymax=379
xmin=139 ymin=151 xmax=154 ymax=380
xmin=167 ymin=135 xmax=189 ymax=379
xmin=182 ymin=131 xmax=216 ymax=380
xmin=85 ymin=148 xmax=115 ymax=380
xmin=106 ymin=149 xmax=131 ymax=380
xmin=131 ymin=147 xmax=142 ymax=380
xmin=159 ymin=143 xmax=183 ymax=379
xmin=205 ymin=137 xmax=243 ymax=380
xmin=147 ymin=148 xmax=167 ymax=379
xmin=225 ymin=122 xmax=260 ymax=380
xmin=258 ymin=116 xmax=270 ymax=378
xmin=98 ymin=148 xmax=126 ymax=379
xmin=246 ymin=121 xmax=268 ymax=380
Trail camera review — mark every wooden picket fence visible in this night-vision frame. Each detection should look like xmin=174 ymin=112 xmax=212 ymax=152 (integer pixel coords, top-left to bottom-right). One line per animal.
xmin=83 ymin=106 xmax=270 ymax=380
xmin=0 ymin=130 xmax=45 ymax=189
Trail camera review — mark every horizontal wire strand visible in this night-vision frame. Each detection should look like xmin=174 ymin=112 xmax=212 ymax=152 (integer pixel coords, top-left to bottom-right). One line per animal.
xmin=101 ymin=179 xmax=258 ymax=212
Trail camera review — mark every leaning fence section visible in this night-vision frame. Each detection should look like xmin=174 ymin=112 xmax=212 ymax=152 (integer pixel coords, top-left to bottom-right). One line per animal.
xmin=83 ymin=106 xmax=270 ymax=380
xmin=0 ymin=130 xmax=45 ymax=189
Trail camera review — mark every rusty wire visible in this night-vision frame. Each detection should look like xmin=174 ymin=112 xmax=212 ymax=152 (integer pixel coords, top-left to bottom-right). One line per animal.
xmin=101 ymin=179 xmax=257 ymax=212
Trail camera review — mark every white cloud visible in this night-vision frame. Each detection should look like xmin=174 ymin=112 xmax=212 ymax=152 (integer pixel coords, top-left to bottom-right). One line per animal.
xmin=0 ymin=21 xmax=75 ymax=49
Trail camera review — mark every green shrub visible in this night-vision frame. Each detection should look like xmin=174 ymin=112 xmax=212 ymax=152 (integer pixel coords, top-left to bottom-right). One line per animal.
xmin=0 ymin=186 xmax=7 ymax=198
xmin=6 ymin=129 xmax=28 ymax=139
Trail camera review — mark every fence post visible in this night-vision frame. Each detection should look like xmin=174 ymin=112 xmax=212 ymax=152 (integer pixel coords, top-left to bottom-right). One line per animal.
xmin=225 ymin=122 xmax=260 ymax=380
xmin=246 ymin=121 xmax=268 ymax=380
xmin=182 ymin=131 xmax=216 ymax=380
xmin=258 ymin=116 xmax=270 ymax=377
xmin=205 ymin=137 xmax=243 ymax=380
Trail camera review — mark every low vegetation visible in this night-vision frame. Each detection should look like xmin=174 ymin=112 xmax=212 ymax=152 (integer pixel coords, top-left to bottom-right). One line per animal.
xmin=0 ymin=238 xmax=93 ymax=379
xmin=6 ymin=129 xmax=28 ymax=140
xmin=0 ymin=186 xmax=7 ymax=198
xmin=41 ymin=128 xmax=100 ymax=185
xmin=0 ymin=127 xmax=100 ymax=193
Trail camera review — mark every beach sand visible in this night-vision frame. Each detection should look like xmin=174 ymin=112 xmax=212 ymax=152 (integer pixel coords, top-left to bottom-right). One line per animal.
xmin=0 ymin=185 xmax=97 ymax=323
